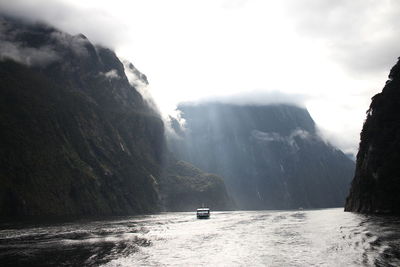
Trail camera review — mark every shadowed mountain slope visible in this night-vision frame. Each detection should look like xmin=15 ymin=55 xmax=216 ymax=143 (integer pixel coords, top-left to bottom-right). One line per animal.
xmin=168 ymin=103 xmax=355 ymax=209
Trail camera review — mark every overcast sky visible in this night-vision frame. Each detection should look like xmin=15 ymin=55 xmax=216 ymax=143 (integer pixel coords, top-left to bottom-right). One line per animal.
xmin=1 ymin=0 xmax=399 ymax=155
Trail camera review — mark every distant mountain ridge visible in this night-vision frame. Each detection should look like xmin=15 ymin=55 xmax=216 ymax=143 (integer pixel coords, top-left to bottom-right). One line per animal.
xmin=0 ymin=16 xmax=233 ymax=217
xmin=168 ymin=103 xmax=355 ymax=209
xmin=345 ymin=58 xmax=400 ymax=214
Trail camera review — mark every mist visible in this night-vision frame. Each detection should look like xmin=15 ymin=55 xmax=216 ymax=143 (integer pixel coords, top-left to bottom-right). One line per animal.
xmin=1 ymin=0 xmax=398 ymax=155
xmin=2 ymin=3 xmax=400 ymax=266
xmin=183 ymin=91 xmax=308 ymax=108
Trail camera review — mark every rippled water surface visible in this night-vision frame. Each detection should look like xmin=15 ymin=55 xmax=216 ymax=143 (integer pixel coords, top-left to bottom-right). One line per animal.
xmin=1 ymin=208 xmax=400 ymax=266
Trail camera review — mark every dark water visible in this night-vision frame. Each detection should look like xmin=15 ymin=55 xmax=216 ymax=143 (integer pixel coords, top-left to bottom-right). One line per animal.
xmin=1 ymin=208 xmax=400 ymax=266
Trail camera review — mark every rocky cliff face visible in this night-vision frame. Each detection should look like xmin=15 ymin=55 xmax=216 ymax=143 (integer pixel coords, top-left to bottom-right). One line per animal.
xmin=159 ymin=159 xmax=234 ymax=211
xmin=0 ymin=16 xmax=233 ymax=217
xmin=345 ymin=58 xmax=400 ymax=214
xmin=168 ymin=103 xmax=355 ymax=209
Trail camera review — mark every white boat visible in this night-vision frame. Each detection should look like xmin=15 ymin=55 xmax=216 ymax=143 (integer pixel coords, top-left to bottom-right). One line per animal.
xmin=196 ymin=207 xmax=210 ymax=219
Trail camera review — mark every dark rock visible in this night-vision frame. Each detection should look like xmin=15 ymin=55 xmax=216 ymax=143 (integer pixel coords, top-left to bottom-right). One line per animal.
xmin=345 ymin=58 xmax=400 ymax=214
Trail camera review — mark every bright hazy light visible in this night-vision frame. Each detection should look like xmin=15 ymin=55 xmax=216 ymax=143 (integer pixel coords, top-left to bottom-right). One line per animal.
xmin=2 ymin=0 xmax=400 ymax=155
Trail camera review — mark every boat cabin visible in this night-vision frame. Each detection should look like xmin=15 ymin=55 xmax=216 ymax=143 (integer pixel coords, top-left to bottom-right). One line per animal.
xmin=196 ymin=208 xmax=210 ymax=219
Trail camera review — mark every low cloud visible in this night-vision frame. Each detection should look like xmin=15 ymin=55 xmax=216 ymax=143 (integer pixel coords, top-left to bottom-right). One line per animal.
xmin=251 ymin=128 xmax=313 ymax=152
xmin=0 ymin=15 xmax=92 ymax=67
xmin=122 ymin=59 xmax=159 ymax=112
xmin=316 ymin=125 xmax=359 ymax=157
xmin=0 ymin=18 xmax=59 ymax=66
xmin=252 ymin=130 xmax=285 ymax=143
xmin=50 ymin=32 xmax=89 ymax=57
xmin=0 ymin=40 xmax=59 ymax=66
xmin=0 ymin=0 xmax=124 ymax=49
xmin=189 ymin=91 xmax=308 ymax=107
xmin=123 ymin=60 xmax=148 ymax=90
xmin=0 ymin=0 xmax=394 ymax=157
xmin=100 ymin=69 xmax=120 ymax=80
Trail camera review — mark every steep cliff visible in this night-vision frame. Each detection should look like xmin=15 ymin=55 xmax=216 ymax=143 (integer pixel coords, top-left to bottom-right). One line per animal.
xmin=345 ymin=58 xmax=400 ymax=214
xmin=168 ymin=103 xmax=355 ymax=209
xmin=159 ymin=159 xmax=234 ymax=211
xmin=0 ymin=16 xmax=165 ymax=216
xmin=0 ymin=16 xmax=233 ymax=217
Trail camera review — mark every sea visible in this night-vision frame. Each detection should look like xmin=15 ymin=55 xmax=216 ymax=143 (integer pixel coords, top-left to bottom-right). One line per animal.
xmin=1 ymin=208 xmax=400 ymax=266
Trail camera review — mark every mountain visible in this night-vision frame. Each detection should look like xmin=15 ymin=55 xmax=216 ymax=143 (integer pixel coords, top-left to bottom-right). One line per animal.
xmin=345 ymin=58 xmax=400 ymax=214
xmin=159 ymin=158 xmax=234 ymax=211
xmin=0 ymin=16 xmax=232 ymax=217
xmin=168 ymin=103 xmax=355 ymax=209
